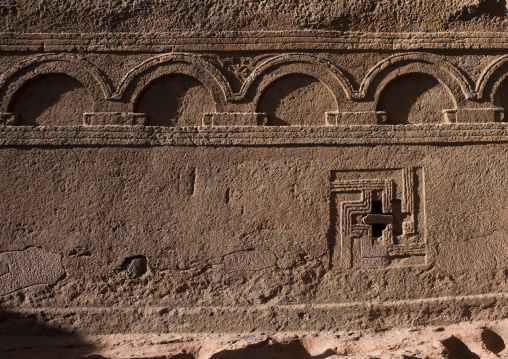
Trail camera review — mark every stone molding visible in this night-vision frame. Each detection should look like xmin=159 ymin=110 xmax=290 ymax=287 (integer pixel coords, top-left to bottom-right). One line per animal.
xmin=3 ymin=291 xmax=508 ymax=334
xmin=4 ymin=32 xmax=508 ymax=51
xmin=1 ymin=123 xmax=508 ymax=146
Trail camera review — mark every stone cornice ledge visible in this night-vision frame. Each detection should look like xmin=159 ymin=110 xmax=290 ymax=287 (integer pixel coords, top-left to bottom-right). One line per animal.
xmin=1 ymin=124 xmax=508 ymax=146
xmin=1 ymin=292 xmax=507 ymax=333
xmin=2 ymin=31 xmax=508 ymax=51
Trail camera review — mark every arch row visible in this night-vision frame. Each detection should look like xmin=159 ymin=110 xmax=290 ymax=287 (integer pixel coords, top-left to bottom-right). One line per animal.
xmin=3 ymin=52 xmax=508 ymax=118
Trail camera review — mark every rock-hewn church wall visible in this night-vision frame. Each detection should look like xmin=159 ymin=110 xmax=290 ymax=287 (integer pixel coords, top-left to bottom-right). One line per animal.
xmin=1 ymin=1 xmax=508 ymax=358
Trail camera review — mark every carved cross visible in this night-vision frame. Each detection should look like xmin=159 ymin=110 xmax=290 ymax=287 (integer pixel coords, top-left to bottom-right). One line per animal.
xmin=362 ymin=200 xmax=394 ymax=238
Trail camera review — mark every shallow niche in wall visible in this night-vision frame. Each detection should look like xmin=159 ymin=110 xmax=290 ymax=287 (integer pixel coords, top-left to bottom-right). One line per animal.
xmin=376 ymin=73 xmax=455 ymax=124
xmin=135 ymin=74 xmax=215 ymax=126
xmin=11 ymin=74 xmax=93 ymax=126
xmin=493 ymin=78 xmax=508 ymax=121
xmin=257 ymin=74 xmax=337 ymax=126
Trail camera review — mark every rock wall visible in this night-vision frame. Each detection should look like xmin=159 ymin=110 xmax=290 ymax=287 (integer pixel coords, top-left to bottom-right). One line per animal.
xmin=1 ymin=0 xmax=508 ymax=32
xmin=1 ymin=2 xmax=508 ymax=359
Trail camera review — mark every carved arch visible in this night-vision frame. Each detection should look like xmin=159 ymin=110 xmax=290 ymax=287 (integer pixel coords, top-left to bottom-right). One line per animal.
xmin=373 ymin=63 xmax=459 ymax=111
xmin=477 ymin=55 xmax=508 ymax=103
xmin=114 ymin=53 xmax=231 ymax=111
xmin=0 ymin=53 xmax=112 ymax=112
xmin=236 ymin=54 xmax=354 ymax=107
xmin=360 ymin=53 xmax=473 ymax=106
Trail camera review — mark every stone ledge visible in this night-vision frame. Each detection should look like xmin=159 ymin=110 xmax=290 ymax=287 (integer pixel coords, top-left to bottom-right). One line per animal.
xmin=2 ymin=319 xmax=507 ymax=359
xmin=4 ymin=32 xmax=508 ymax=52
xmin=1 ymin=123 xmax=508 ymax=146
xmin=443 ymin=108 xmax=505 ymax=123
xmin=2 ymin=292 xmax=507 ymax=335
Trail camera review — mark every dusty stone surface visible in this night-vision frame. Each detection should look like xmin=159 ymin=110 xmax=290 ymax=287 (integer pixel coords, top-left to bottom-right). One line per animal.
xmin=1 ymin=0 xmax=508 ymax=33
xmin=2 ymin=1 xmax=508 ymax=358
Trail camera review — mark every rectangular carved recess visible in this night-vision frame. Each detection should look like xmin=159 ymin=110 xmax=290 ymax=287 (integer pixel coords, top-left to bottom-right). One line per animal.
xmin=330 ymin=167 xmax=426 ymax=269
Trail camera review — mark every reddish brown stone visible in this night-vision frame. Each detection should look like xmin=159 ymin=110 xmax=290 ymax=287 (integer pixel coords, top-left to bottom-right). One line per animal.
xmin=1 ymin=2 xmax=508 ymax=358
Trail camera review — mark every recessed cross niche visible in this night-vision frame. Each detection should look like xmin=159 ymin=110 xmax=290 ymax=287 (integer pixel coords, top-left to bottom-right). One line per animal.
xmin=330 ymin=168 xmax=426 ymax=269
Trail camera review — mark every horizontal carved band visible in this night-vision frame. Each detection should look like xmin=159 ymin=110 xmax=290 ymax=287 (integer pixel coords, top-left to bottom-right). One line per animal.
xmin=2 ymin=124 xmax=508 ymax=146
xmin=4 ymin=32 xmax=508 ymax=51
xmin=2 ymin=292 xmax=507 ymax=333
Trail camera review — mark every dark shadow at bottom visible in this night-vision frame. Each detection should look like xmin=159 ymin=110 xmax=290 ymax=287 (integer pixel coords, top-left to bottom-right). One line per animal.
xmin=0 ymin=308 xmax=98 ymax=359
xmin=209 ymin=339 xmax=336 ymax=359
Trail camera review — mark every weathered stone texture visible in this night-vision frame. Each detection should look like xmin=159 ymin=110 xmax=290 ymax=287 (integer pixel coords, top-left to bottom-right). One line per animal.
xmin=1 ymin=0 xmax=508 ymax=33
xmin=2 ymin=1 xmax=508 ymax=358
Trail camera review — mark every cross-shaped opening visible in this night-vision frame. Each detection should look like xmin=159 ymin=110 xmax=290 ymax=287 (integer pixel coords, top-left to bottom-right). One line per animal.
xmin=371 ymin=200 xmax=387 ymax=237
xmin=362 ymin=199 xmax=395 ymax=239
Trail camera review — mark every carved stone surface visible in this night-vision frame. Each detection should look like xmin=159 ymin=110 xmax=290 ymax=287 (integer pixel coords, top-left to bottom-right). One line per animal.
xmin=0 ymin=247 xmax=64 ymax=295
xmin=330 ymin=168 xmax=426 ymax=269
xmin=2 ymin=2 xmax=508 ymax=359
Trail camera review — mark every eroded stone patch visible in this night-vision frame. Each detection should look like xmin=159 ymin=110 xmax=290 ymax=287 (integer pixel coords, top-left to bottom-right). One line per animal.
xmin=223 ymin=250 xmax=277 ymax=271
xmin=121 ymin=255 xmax=148 ymax=278
xmin=0 ymin=247 xmax=64 ymax=295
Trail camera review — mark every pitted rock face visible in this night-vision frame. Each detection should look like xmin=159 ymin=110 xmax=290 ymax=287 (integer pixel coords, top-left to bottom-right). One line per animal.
xmin=0 ymin=260 xmax=8 ymax=276
xmin=0 ymin=0 xmax=506 ymax=33
xmin=223 ymin=250 xmax=277 ymax=271
xmin=122 ymin=256 xmax=148 ymax=278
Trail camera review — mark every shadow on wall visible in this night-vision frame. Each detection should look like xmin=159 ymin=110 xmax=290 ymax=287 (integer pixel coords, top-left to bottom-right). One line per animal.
xmin=209 ymin=339 xmax=336 ymax=359
xmin=377 ymin=73 xmax=455 ymax=124
xmin=0 ymin=307 xmax=99 ymax=359
xmin=258 ymin=74 xmax=337 ymax=126
xmin=10 ymin=74 xmax=93 ymax=126
xmin=0 ymin=307 xmax=197 ymax=359
xmin=482 ymin=329 xmax=506 ymax=354
xmin=442 ymin=336 xmax=481 ymax=359
xmin=135 ymin=74 xmax=215 ymax=126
